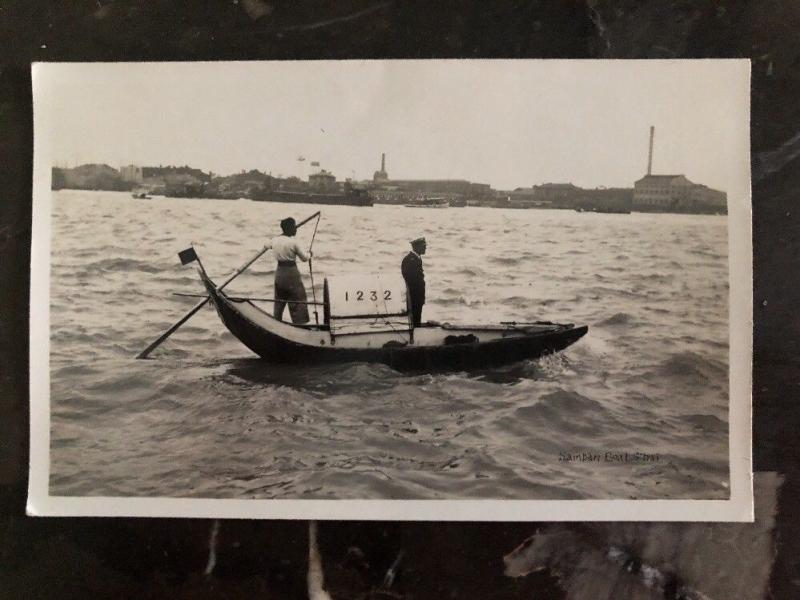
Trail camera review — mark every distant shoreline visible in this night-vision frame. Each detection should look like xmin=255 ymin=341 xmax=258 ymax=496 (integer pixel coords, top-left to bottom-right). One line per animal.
xmin=52 ymin=188 xmax=727 ymax=216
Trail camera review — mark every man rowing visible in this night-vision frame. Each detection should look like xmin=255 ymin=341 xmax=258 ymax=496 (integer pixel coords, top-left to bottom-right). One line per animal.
xmin=401 ymin=236 xmax=426 ymax=326
xmin=268 ymin=217 xmax=311 ymax=324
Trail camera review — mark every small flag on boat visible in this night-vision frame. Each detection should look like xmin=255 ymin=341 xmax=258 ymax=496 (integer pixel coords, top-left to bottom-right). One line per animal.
xmin=178 ymin=247 xmax=198 ymax=265
xmin=310 ymin=161 xmax=320 ymax=167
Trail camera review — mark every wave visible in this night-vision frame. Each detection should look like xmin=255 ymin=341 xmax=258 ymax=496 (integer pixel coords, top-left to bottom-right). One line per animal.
xmin=51 ymin=361 xmax=104 ymax=377
xmin=474 ymin=358 xmax=555 ymax=384
xmin=512 ymin=389 xmax=617 ymax=436
xmin=159 ymin=274 xmax=205 ymax=286
xmin=655 ymin=351 xmax=727 ymax=384
xmin=51 ymin=330 xmax=115 ymax=345
xmin=583 ymin=285 xmax=650 ymax=300
xmin=499 ymin=295 xmax=531 ymax=305
xmin=85 ymin=257 xmax=163 ymax=274
xmin=437 ymin=295 xmax=483 ymax=307
xmin=242 ymin=268 xmax=275 ymax=277
xmin=453 ymin=267 xmax=482 ymax=277
xmin=689 ymin=247 xmax=724 ymax=259
xmin=680 ymin=413 xmax=728 ymax=433
xmin=221 ymin=359 xmax=403 ymax=393
xmin=48 ymin=193 xmax=732 ymax=501
xmin=596 ymin=312 xmax=636 ymax=327
xmin=638 ymin=273 xmax=673 ymax=282
xmin=488 ymin=256 xmax=523 ymax=266
xmin=440 ymin=287 xmax=462 ymax=296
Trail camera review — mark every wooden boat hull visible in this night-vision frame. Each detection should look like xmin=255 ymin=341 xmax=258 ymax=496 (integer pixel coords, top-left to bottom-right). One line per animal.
xmin=201 ymin=273 xmax=588 ymax=372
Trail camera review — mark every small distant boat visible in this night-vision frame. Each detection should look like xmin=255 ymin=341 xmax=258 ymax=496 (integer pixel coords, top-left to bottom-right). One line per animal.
xmin=405 ymin=196 xmax=450 ymax=209
xmin=582 ymin=207 xmax=631 ymax=214
xmin=594 ymin=207 xmax=631 ymax=214
xmin=131 ymin=191 xmax=152 ymax=199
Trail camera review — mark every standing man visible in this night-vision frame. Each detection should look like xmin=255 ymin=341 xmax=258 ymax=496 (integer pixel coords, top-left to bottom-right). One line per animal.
xmin=401 ymin=237 xmax=426 ymax=326
xmin=269 ymin=217 xmax=311 ymax=324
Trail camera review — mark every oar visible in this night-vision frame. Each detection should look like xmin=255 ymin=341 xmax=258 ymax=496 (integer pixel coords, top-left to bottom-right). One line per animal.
xmin=135 ymin=245 xmax=268 ymax=359
xmin=295 ymin=210 xmax=321 ymax=228
xmin=307 ymin=212 xmax=322 ymax=325
xmin=172 ymin=292 xmax=324 ymax=305
xmin=135 ymin=297 xmax=211 ymax=359
xmin=136 ymin=210 xmax=321 ymax=359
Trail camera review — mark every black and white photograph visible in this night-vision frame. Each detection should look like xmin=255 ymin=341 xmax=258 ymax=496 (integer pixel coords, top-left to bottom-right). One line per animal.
xmin=29 ymin=60 xmax=752 ymax=520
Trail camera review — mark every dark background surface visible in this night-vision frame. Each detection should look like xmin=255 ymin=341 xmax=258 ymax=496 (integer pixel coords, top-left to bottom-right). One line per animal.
xmin=1 ymin=1 xmax=799 ymax=598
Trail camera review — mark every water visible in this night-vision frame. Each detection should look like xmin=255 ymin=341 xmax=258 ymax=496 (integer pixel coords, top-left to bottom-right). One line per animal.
xmin=48 ymin=190 xmax=729 ymax=500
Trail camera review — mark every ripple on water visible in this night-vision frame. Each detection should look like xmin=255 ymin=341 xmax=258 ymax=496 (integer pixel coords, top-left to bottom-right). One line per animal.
xmin=48 ymin=192 xmax=730 ymax=500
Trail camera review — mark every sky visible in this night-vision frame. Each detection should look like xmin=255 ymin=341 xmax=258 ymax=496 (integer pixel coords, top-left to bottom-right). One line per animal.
xmin=36 ymin=60 xmax=750 ymax=197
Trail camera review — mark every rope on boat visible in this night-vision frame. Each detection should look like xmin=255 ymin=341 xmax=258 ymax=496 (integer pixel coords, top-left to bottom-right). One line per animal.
xmin=308 ymin=212 xmax=322 ymax=325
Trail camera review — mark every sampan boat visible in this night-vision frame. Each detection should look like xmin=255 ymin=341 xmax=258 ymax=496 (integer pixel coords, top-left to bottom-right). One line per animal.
xmin=199 ymin=270 xmax=588 ymax=372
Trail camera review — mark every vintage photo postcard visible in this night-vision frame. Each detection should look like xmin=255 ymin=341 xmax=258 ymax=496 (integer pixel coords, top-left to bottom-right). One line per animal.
xmin=29 ymin=60 xmax=752 ymax=520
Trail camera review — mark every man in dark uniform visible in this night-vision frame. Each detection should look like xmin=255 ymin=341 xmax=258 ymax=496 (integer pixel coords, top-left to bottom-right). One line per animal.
xmin=401 ymin=237 xmax=426 ymax=326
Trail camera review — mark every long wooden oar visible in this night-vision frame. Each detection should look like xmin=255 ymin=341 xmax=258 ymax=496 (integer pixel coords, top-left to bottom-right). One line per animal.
xmin=172 ymin=292 xmax=324 ymax=305
xmin=307 ymin=212 xmax=322 ymax=325
xmin=136 ymin=245 xmax=268 ymax=359
xmin=136 ymin=210 xmax=321 ymax=359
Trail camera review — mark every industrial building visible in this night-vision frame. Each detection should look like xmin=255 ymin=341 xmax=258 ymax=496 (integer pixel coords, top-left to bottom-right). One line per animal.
xmin=372 ymin=153 xmax=388 ymax=182
xmin=507 ymin=184 xmax=632 ymax=212
xmin=51 ymin=164 xmax=129 ymax=191
xmin=632 ymin=127 xmax=728 ymax=214
xmin=367 ymin=153 xmax=494 ymax=204
xmin=119 ymin=164 xmax=143 ymax=184
xmin=308 ymin=169 xmax=337 ymax=191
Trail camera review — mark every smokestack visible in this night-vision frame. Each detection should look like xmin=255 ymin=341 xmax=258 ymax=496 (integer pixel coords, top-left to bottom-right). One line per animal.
xmin=647 ymin=126 xmax=655 ymax=176
xmin=381 ymin=153 xmax=386 ymax=172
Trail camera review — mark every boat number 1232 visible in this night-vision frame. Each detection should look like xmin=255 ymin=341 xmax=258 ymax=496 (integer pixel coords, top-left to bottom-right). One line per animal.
xmin=345 ymin=290 xmax=392 ymax=302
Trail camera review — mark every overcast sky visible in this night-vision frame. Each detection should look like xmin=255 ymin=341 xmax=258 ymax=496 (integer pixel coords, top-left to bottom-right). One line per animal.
xmin=36 ymin=60 xmax=750 ymax=196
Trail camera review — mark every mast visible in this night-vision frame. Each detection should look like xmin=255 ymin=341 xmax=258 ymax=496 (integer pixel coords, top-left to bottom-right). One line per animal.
xmin=647 ymin=126 xmax=655 ymax=176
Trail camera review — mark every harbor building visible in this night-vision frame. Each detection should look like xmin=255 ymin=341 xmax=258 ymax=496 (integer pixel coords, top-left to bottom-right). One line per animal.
xmin=508 ymin=184 xmax=633 ymax=212
xmin=370 ymin=179 xmax=493 ymax=204
xmin=689 ymin=184 xmax=728 ymax=209
xmin=139 ymin=165 xmax=211 ymax=197
xmin=534 ymin=183 xmax=583 ymax=202
xmin=633 ymin=175 xmax=727 ymax=213
xmin=632 ymin=127 xmax=727 ymax=214
xmin=574 ymin=188 xmax=633 ymax=213
xmin=53 ymin=163 xmax=130 ymax=191
xmin=120 ymin=164 xmax=143 ymax=184
xmin=373 ymin=153 xmax=389 ymax=182
xmin=308 ymin=169 xmax=337 ymax=191
xmin=633 ymin=174 xmax=693 ymax=208
xmin=507 ymin=187 xmax=551 ymax=208
xmin=368 ymin=153 xmax=493 ymax=204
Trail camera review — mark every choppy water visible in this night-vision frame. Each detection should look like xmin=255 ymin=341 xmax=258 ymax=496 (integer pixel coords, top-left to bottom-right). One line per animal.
xmin=49 ymin=190 xmax=729 ymax=500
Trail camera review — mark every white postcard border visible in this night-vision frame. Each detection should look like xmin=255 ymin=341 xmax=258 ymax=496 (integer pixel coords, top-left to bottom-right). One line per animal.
xmin=28 ymin=60 xmax=753 ymax=521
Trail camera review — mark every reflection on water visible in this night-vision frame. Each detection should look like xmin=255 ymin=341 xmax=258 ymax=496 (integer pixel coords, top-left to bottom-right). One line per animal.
xmin=49 ymin=190 xmax=729 ymax=499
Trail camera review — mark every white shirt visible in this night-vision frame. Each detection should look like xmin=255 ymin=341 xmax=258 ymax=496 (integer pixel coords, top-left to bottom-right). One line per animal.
xmin=269 ymin=235 xmax=309 ymax=262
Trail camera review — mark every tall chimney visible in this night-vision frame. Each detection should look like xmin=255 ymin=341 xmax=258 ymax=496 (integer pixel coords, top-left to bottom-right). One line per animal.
xmin=381 ymin=152 xmax=386 ymax=172
xmin=647 ymin=126 xmax=655 ymax=176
